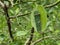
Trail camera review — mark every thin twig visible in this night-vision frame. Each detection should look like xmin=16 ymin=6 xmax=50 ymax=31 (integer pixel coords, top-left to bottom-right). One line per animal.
xmin=31 ymin=36 xmax=52 ymax=45
xmin=10 ymin=12 xmax=31 ymax=19
xmin=44 ymin=0 xmax=60 ymax=8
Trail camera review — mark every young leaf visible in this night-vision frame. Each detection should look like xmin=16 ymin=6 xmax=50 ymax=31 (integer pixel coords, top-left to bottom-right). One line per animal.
xmin=30 ymin=9 xmax=37 ymax=31
xmin=37 ymin=5 xmax=47 ymax=31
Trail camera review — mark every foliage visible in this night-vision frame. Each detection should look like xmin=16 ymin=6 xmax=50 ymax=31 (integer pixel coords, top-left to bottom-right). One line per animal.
xmin=0 ymin=0 xmax=60 ymax=45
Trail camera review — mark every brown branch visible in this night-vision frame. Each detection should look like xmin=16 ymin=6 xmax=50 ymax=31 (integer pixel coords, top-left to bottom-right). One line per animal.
xmin=24 ymin=27 xmax=34 ymax=45
xmin=4 ymin=5 xmax=14 ymax=41
xmin=45 ymin=0 xmax=60 ymax=8
xmin=31 ymin=36 xmax=52 ymax=45
xmin=3 ymin=4 xmax=14 ymax=41
xmin=10 ymin=12 xmax=31 ymax=19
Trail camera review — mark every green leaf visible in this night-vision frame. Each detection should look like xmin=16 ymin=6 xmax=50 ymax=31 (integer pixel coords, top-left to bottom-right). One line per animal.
xmin=30 ymin=9 xmax=37 ymax=31
xmin=9 ymin=5 xmax=20 ymax=15
xmin=16 ymin=31 xmax=27 ymax=36
xmin=15 ymin=8 xmax=20 ymax=15
xmin=37 ymin=5 xmax=47 ymax=31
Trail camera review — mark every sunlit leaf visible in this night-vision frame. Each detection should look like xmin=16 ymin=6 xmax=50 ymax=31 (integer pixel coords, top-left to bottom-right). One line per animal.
xmin=37 ymin=5 xmax=47 ymax=31
xmin=15 ymin=8 xmax=20 ymax=15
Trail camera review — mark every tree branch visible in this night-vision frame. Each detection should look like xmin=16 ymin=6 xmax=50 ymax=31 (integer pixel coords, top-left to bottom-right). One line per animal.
xmin=24 ymin=27 xmax=34 ymax=45
xmin=10 ymin=12 xmax=31 ymax=19
xmin=45 ymin=0 xmax=60 ymax=8
xmin=31 ymin=36 xmax=52 ymax=45
xmin=0 ymin=1 xmax=14 ymax=41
